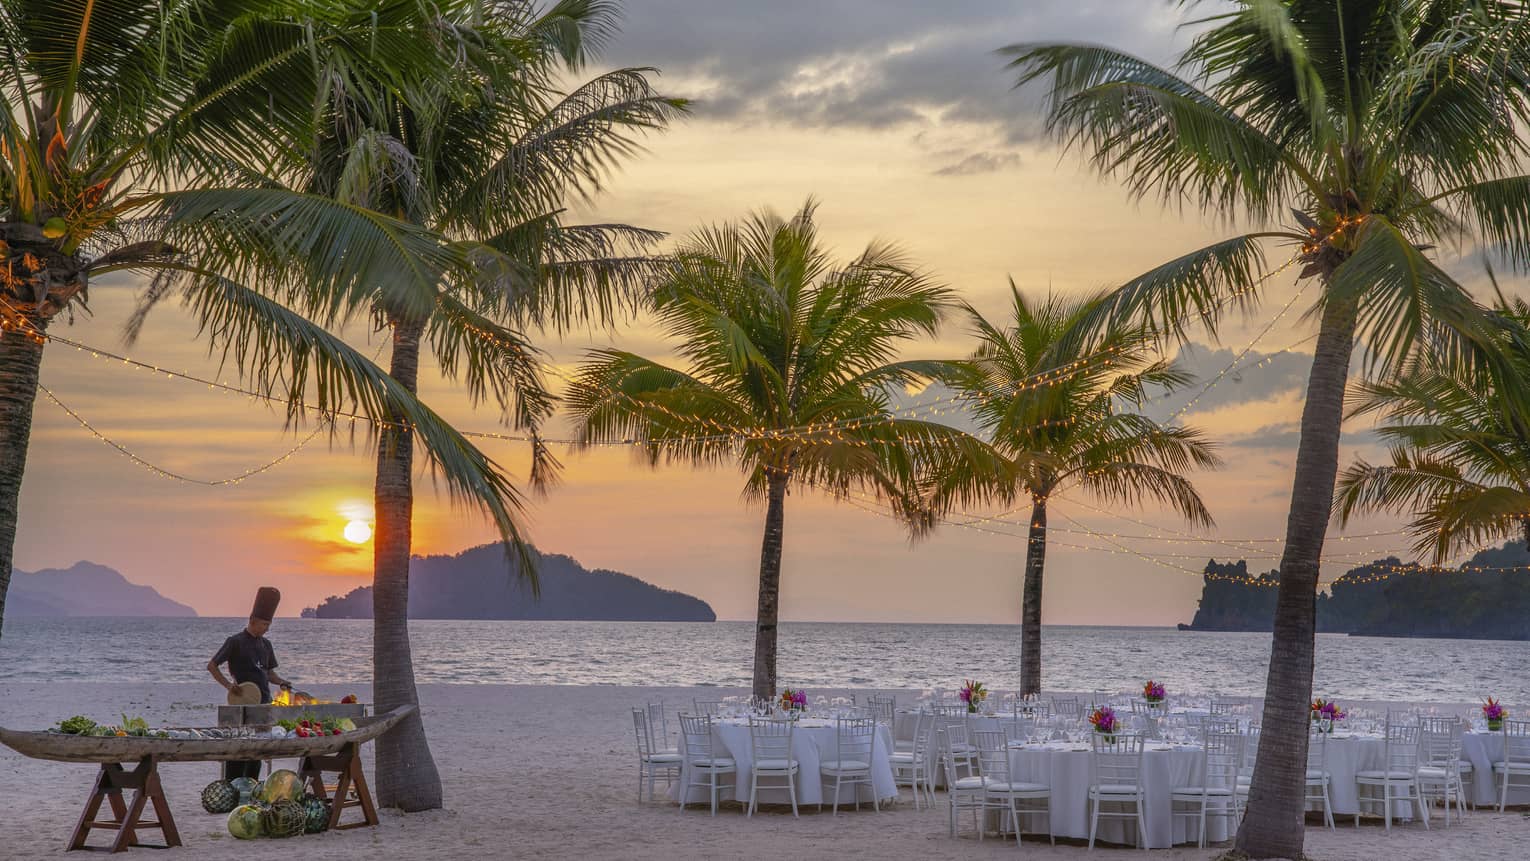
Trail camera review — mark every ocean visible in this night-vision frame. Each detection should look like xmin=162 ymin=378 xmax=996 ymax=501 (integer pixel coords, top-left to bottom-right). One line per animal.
xmin=1 ymin=617 xmax=1525 ymax=703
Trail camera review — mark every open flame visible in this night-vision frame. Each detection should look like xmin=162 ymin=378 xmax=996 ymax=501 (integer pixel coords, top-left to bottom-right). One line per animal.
xmin=270 ymin=689 xmax=328 ymax=707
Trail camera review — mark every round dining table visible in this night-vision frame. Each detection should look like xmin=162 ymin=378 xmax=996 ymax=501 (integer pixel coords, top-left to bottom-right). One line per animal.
xmin=670 ymin=717 xmax=898 ymax=807
xmin=1005 ymin=740 xmax=1222 ymax=848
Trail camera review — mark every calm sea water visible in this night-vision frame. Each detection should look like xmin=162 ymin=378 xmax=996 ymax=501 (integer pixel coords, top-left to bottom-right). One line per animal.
xmin=1 ymin=617 xmax=1525 ymax=704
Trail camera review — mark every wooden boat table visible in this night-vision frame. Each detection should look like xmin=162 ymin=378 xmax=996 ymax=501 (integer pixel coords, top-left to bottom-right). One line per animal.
xmin=0 ymin=704 xmax=414 ymax=853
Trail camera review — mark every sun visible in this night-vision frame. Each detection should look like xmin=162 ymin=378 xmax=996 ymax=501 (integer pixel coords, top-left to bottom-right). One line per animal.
xmin=343 ymin=520 xmax=372 ymax=544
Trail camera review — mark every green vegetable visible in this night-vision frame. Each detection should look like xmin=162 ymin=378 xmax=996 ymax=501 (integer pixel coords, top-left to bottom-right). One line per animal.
xmin=276 ymin=718 xmax=297 ymax=731
xmin=120 ymin=714 xmax=149 ymax=736
xmin=56 ymin=716 xmax=97 ymax=735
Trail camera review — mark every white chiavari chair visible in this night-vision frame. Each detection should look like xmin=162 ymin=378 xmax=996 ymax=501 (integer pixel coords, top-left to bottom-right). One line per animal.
xmin=890 ymin=709 xmax=937 ymax=810
xmin=938 ymin=727 xmax=989 ymax=838
xmin=1300 ymin=725 xmax=1337 ymax=828
xmin=1495 ymin=718 xmax=1530 ymax=812
xmin=973 ymin=729 xmax=1052 ymax=848
xmin=677 ymin=713 xmax=736 ymax=815
xmin=1417 ymin=716 xmax=1467 ymax=825
xmin=1087 ymin=733 xmax=1147 ymax=850
xmin=691 ymin=699 xmax=723 ymax=717
xmin=746 ymin=717 xmax=800 ymax=817
xmin=1355 ymin=722 xmax=1428 ymax=830
xmin=632 ymin=708 xmax=682 ymax=802
xmin=935 ymin=712 xmax=979 ymax=784
xmin=1172 ymin=728 xmax=1242 ymax=847
xmin=820 ymin=716 xmax=880 ymax=815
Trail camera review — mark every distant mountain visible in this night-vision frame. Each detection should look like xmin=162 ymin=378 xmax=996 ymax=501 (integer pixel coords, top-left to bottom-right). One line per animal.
xmin=9 ymin=561 xmax=197 ymax=617
xmin=1180 ymin=540 xmax=1530 ymax=639
xmin=302 ymin=544 xmax=716 ymax=622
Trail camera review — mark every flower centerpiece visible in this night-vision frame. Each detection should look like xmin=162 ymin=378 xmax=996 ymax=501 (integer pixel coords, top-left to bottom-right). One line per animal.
xmin=1483 ymin=697 xmax=1508 ymax=731
xmin=779 ymin=688 xmax=807 ymax=715
xmin=1088 ymin=705 xmax=1119 ymax=742
xmin=959 ymin=680 xmax=989 ymax=714
xmin=1310 ymin=698 xmax=1345 ymax=732
xmin=1142 ymin=680 xmax=1166 ymax=706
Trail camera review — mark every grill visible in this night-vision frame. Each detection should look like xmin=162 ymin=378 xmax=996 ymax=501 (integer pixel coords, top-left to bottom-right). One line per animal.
xmin=217 ymin=703 xmax=368 ymax=727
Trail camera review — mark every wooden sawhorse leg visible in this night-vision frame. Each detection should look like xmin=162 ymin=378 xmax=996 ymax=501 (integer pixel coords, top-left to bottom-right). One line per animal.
xmin=298 ymin=742 xmax=378 ymax=830
xmin=68 ymin=756 xmax=181 ymax=852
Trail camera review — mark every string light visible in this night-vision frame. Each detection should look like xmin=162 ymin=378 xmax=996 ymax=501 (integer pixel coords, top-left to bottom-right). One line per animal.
xmin=37 ymin=384 xmax=329 ymax=486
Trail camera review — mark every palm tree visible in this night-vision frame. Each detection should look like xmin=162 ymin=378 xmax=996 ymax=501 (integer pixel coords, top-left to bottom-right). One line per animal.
xmin=141 ymin=1 xmax=682 ymax=810
xmin=923 ymin=286 xmax=1220 ymax=696
xmin=1001 ymin=3 xmax=1530 ymax=854
xmin=1337 ymin=299 xmax=1530 ymax=559
xmin=567 ymin=201 xmax=994 ymax=700
xmin=0 ymin=1 xmax=525 ymax=639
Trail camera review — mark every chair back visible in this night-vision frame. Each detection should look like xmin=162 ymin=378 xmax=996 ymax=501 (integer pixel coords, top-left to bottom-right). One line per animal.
xmin=1017 ymin=699 xmax=1051 ymax=720
xmin=910 ymin=710 xmax=937 ymax=758
xmin=1129 ymin=698 xmax=1153 ymax=716
xmin=867 ymin=694 xmax=896 ymax=723
xmin=1306 ymin=724 xmax=1328 ymax=772
xmin=835 ymin=716 xmax=877 ymax=765
xmin=1502 ymin=718 xmax=1530 ymax=764
xmin=932 ymin=703 xmax=967 ymax=717
xmin=1203 ymin=730 xmax=1243 ymax=790
xmin=935 ymin=728 xmax=965 ymax=790
xmin=1052 ymin=696 xmax=1083 ymax=721
xmin=1242 ymin=722 xmax=1261 ymax=776
xmin=748 ymin=717 xmax=795 ymax=767
xmin=972 ymin=730 xmax=1013 ymax=785
xmin=1203 ymin=716 xmax=1241 ymax=738
xmin=1209 ymin=698 xmax=1239 ymax=716
xmin=999 ymin=716 xmax=1034 ymax=743
xmin=645 ymin=702 xmax=670 ymax=747
xmin=936 ymin=712 xmax=971 ymax=749
xmin=692 ymin=699 xmax=722 ymax=717
xmin=1418 ymin=716 xmax=1463 ymax=768
xmin=679 ymin=713 xmax=720 ymax=762
xmin=1089 ymin=733 xmax=1145 ymax=789
xmin=1382 ymin=722 xmax=1421 ymax=774
xmin=633 ymin=708 xmax=660 ymax=757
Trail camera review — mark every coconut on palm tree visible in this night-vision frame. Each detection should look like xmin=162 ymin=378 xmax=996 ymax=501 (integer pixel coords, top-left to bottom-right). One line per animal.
xmin=1337 ymin=298 xmax=1530 ymax=558
xmin=566 ymin=201 xmax=997 ymax=700
xmin=129 ymin=0 xmax=684 ymax=811
xmin=1002 ymin=3 xmax=1529 ymax=854
xmin=923 ymin=286 xmax=1220 ymax=696
xmin=0 ymin=0 xmax=521 ymax=639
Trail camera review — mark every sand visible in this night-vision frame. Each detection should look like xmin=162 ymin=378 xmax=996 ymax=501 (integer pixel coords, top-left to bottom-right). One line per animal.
xmin=0 ymin=682 xmax=1524 ymax=859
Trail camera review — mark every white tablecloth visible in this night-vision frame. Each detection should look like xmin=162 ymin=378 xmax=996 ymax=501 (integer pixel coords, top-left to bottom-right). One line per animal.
xmin=1462 ymin=731 xmax=1530 ymax=807
xmin=1007 ymin=742 xmax=1222 ymax=848
xmin=671 ymin=719 xmax=897 ymax=807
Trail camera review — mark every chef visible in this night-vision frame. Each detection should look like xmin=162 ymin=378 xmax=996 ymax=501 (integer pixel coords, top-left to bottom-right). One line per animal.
xmin=207 ymin=586 xmax=292 ymax=780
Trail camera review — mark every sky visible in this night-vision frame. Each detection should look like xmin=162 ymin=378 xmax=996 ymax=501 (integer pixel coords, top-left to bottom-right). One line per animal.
xmin=11 ymin=0 xmax=1478 ymax=625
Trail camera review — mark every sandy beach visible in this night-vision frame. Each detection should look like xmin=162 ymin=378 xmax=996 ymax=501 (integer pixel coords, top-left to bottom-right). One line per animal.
xmin=1 ymin=682 xmax=1524 ymax=859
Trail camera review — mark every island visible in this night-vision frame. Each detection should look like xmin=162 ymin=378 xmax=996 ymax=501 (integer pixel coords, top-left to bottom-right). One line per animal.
xmin=1180 ymin=540 xmax=1530 ymax=639
xmin=302 ymin=543 xmax=717 ymax=622
xmin=9 ymin=561 xmax=198 ymax=617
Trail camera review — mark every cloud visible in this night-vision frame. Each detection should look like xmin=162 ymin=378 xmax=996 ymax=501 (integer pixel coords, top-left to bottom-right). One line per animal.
xmin=933 ymin=151 xmax=1021 ymax=176
xmin=1143 ymin=342 xmax=1313 ymax=420
xmin=601 ymin=1 xmax=1192 ymax=146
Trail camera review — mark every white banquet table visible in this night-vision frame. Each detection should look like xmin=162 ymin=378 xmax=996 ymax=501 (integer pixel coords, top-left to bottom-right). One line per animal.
xmin=1006 ymin=741 xmax=1222 ymax=848
xmin=671 ymin=718 xmax=898 ymax=807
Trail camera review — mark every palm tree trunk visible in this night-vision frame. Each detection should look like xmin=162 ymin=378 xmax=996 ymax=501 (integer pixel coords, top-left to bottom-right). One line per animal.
xmin=1020 ymin=498 xmax=1047 ymax=697
xmin=372 ymin=316 xmax=443 ymax=811
xmin=1235 ymin=293 xmax=1356 ymax=859
xmin=750 ymin=471 xmax=789 ymax=701
xmin=0 ymin=313 xmax=47 ymax=639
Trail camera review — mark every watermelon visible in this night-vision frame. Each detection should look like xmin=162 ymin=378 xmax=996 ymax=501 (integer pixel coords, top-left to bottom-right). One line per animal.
xmin=257 ymin=769 xmax=304 ymax=804
xmin=227 ymin=804 xmax=265 ymax=839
